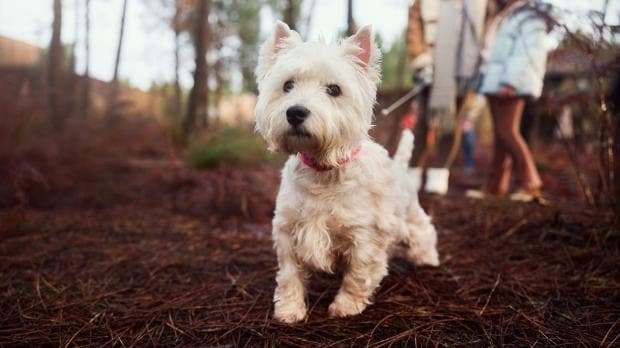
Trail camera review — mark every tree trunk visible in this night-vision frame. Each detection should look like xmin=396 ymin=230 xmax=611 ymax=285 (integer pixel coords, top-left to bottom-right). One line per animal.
xmin=70 ymin=0 xmax=78 ymax=73
xmin=183 ymin=0 xmax=210 ymax=141
xmin=284 ymin=0 xmax=297 ymax=31
xmin=612 ymin=104 xmax=620 ymax=226
xmin=346 ymin=0 xmax=355 ymax=36
xmin=173 ymin=0 xmax=182 ymax=116
xmin=108 ymin=0 xmax=129 ymax=117
xmin=82 ymin=0 xmax=91 ymax=117
xmin=112 ymin=0 xmax=128 ymax=84
xmin=610 ymin=61 xmax=620 ymax=222
xmin=70 ymin=0 xmax=80 ymax=117
xmin=613 ymin=107 xmax=620 ymax=226
xmin=48 ymin=0 xmax=64 ymax=130
xmin=214 ymin=48 xmax=223 ymax=127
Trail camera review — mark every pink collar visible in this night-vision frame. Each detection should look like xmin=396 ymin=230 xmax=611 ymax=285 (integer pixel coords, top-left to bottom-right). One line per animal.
xmin=298 ymin=145 xmax=362 ymax=171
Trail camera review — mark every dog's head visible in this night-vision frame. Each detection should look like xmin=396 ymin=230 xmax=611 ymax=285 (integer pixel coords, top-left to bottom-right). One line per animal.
xmin=254 ymin=21 xmax=381 ymax=166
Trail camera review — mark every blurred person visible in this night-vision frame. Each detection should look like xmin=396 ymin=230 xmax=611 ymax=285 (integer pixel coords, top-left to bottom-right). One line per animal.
xmin=405 ymin=0 xmax=487 ymax=194
xmin=520 ymin=98 xmax=537 ymax=143
xmin=476 ymin=0 xmax=551 ymax=201
xmin=460 ymin=94 xmax=485 ymax=175
xmin=405 ymin=0 xmax=438 ymax=166
xmin=461 ymin=113 xmax=475 ymax=175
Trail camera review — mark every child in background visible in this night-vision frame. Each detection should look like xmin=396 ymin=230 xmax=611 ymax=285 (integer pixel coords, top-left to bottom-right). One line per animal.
xmin=476 ymin=0 xmax=551 ymax=201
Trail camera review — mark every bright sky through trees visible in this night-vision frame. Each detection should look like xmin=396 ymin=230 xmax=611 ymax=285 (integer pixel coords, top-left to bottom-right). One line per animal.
xmin=1 ymin=0 xmax=617 ymax=91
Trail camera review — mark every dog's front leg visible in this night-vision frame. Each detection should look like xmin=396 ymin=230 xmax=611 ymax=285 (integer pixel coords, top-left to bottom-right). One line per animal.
xmin=273 ymin=229 xmax=306 ymax=323
xmin=328 ymin=231 xmax=389 ymax=318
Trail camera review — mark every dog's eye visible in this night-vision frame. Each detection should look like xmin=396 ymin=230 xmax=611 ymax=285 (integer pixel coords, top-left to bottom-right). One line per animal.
xmin=283 ymin=80 xmax=294 ymax=93
xmin=326 ymin=84 xmax=341 ymax=97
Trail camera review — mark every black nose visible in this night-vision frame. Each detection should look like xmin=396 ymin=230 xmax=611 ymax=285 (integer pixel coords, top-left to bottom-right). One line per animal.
xmin=286 ymin=105 xmax=310 ymax=126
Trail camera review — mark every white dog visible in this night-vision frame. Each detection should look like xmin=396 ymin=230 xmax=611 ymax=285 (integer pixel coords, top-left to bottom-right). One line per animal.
xmin=254 ymin=21 xmax=439 ymax=323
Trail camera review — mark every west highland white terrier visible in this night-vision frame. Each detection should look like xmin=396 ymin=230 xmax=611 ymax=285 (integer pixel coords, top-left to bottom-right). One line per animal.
xmin=254 ymin=21 xmax=440 ymax=323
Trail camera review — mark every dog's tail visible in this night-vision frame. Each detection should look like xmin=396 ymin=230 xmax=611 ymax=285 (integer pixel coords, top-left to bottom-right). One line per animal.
xmin=394 ymin=129 xmax=414 ymax=169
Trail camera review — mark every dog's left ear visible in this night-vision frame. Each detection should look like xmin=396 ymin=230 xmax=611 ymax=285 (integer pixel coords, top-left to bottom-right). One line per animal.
xmin=255 ymin=21 xmax=302 ymax=84
xmin=343 ymin=25 xmax=381 ymax=82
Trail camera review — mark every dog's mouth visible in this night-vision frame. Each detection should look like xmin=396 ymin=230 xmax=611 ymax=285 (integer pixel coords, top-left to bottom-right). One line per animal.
xmin=286 ymin=128 xmax=312 ymax=139
xmin=280 ymin=127 xmax=315 ymax=154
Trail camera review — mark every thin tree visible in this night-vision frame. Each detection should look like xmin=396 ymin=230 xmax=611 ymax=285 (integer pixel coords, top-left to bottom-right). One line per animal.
xmin=612 ymin=69 xmax=620 ymax=221
xmin=108 ymin=0 xmax=129 ymax=117
xmin=235 ymin=0 xmax=261 ymax=93
xmin=70 ymin=0 xmax=79 ymax=73
xmin=267 ymin=0 xmax=302 ymax=35
xmin=112 ymin=0 xmax=128 ymax=84
xmin=283 ymin=0 xmax=299 ymax=31
xmin=212 ymin=40 xmax=224 ymax=126
xmin=48 ymin=0 xmax=64 ymax=129
xmin=183 ymin=0 xmax=210 ymax=141
xmin=82 ymin=0 xmax=91 ymax=116
xmin=173 ymin=0 xmax=182 ymax=115
xmin=71 ymin=0 xmax=80 ymax=117
xmin=346 ymin=0 xmax=355 ymax=36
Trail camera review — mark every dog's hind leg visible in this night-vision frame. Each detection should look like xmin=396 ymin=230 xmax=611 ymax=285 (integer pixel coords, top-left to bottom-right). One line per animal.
xmin=404 ymin=198 xmax=440 ymax=266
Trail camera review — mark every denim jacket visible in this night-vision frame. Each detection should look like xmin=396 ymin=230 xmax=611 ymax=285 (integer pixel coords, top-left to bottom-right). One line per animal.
xmin=478 ymin=6 xmax=549 ymax=98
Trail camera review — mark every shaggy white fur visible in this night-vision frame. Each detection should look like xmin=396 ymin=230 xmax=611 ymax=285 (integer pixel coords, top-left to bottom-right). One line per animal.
xmin=254 ymin=21 xmax=440 ymax=323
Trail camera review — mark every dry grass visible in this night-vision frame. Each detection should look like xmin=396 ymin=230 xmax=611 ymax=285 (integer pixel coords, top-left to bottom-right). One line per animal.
xmin=1 ymin=160 xmax=618 ymax=346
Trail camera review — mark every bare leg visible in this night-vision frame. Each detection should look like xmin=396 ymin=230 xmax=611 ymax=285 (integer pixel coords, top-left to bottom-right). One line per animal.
xmin=487 ymin=96 xmax=542 ymax=191
xmin=329 ymin=232 xmax=388 ymax=318
xmin=487 ymin=114 xmax=513 ymax=195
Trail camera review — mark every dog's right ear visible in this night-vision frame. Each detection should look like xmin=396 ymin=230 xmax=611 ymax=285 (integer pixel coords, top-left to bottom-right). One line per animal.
xmin=255 ymin=21 xmax=301 ymax=84
xmin=342 ymin=25 xmax=381 ymax=83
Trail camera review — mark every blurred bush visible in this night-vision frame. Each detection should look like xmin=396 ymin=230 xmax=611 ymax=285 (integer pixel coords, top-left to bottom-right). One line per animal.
xmin=187 ymin=127 xmax=280 ymax=168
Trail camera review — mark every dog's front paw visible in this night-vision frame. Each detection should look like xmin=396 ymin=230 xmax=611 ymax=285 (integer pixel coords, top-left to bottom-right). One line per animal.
xmin=421 ymin=251 xmax=440 ymax=266
xmin=274 ymin=299 xmax=307 ymax=323
xmin=328 ymin=294 xmax=368 ymax=318
xmin=408 ymin=248 xmax=440 ymax=267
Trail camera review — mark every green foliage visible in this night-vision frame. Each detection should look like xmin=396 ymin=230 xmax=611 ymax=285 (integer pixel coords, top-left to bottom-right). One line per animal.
xmin=187 ymin=127 xmax=281 ymax=168
xmin=379 ymin=31 xmax=413 ymax=91
xmin=231 ymin=0 xmax=262 ymax=93
xmin=266 ymin=0 xmax=303 ymax=31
